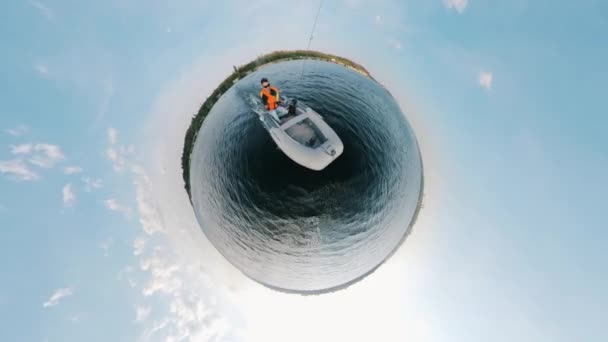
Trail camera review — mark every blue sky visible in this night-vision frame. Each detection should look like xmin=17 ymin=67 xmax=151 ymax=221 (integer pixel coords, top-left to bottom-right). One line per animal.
xmin=1 ymin=0 xmax=607 ymax=341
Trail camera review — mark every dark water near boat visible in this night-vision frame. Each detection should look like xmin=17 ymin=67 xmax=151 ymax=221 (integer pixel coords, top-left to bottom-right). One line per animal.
xmin=189 ymin=60 xmax=423 ymax=294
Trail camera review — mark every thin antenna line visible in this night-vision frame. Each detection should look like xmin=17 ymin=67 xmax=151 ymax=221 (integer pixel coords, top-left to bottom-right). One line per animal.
xmin=306 ymin=0 xmax=325 ymax=50
xmin=301 ymin=0 xmax=325 ymax=78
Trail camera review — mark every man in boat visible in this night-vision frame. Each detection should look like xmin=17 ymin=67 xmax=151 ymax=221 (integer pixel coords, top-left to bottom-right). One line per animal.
xmin=260 ymin=78 xmax=281 ymax=111
xmin=260 ymin=78 xmax=286 ymax=122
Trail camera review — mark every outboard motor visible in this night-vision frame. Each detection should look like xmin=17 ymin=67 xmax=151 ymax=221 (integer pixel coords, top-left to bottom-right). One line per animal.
xmin=324 ymin=143 xmax=336 ymax=156
xmin=288 ymin=99 xmax=298 ymax=115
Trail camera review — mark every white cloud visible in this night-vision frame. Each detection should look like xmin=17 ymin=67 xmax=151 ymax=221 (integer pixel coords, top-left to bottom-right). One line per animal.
xmin=4 ymin=125 xmax=29 ymax=136
xmin=42 ymin=287 xmax=73 ymax=308
xmin=375 ymin=15 xmax=382 ymax=24
xmin=140 ymin=256 xmax=181 ymax=297
xmin=104 ymin=198 xmax=131 ymax=217
xmin=98 ymin=79 xmax=233 ymax=339
xmin=107 ymin=128 xmax=118 ymax=145
xmin=135 ymin=306 xmax=152 ymax=323
xmin=2 ymin=143 xmax=64 ymax=181
xmin=92 ymin=78 xmax=115 ymax=128
xmin=29 ymin=1 xmax=55 ymax=19
xmin=62 ymin=183 xmax=75 ymax=207
xmin=100 ymin=124 xmax=227 ymax=338
xmin=479 ymin=71 xmax=493 ymax=89
xmin=132 ymin=167 xmax=165 ymax=235
xmin=11 ymin=143 xmax=65 ymax=168
xmin=29 ymin=144 xmax=65 ymax=168
xmin=98 ymin=238 xmax=114 ymax=256
xmin=105 ymin=128 xmax=134 ymax=173
xmin=133 ymin=237 xmax=146 ymax=256
xmin=136 ymin=252 xmax=231 ymax=341
xmin=106 ymin=147 xmax=125 ymax=172
xmin=64 ymin=166 xmax=83 ymax=175
xmin=0 ymin=159 xmax=39 ymax=181
xmin=387 ymin=38 xmax=402 ymax=50
xmin=102 ymin=161 xmax=229 ymax=340
xmin=443 ymin=0 xmax=468 ymax=13
xmin=34 ymin=62 xmax=50 ymax=76
xmin=117 ymin=266 xmax=138 ymax=288
xmin=129 ymin=165 xmax=233 ymax=341
xmin=10 ymin=144 xmax=34 ymax=155
xmin=82 ymin=177 xmax=103 ymax=192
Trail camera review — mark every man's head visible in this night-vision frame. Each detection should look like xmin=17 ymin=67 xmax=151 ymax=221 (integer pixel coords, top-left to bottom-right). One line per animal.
xmin=261 ymin=78 xmax=270 ymax=88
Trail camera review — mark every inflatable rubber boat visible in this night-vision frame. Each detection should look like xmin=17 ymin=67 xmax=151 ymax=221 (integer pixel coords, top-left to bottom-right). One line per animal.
xmin=258 ymin=98 xmax=344 ymax=171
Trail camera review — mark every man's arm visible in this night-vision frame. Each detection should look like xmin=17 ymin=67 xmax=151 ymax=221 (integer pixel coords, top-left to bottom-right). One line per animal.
xmin=260 ymin=93 xmax=269 ymax=107
xmin=270 ymin=86 xmax=281 ymax=102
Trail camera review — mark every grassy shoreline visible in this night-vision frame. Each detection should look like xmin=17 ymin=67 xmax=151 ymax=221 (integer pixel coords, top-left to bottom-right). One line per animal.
xmin=181 ymin=50 xmax=373 ymax=197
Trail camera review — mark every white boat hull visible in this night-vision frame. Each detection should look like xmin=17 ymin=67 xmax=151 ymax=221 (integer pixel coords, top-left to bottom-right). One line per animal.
xmin=259 ymin=100 xmax=344 ymax=171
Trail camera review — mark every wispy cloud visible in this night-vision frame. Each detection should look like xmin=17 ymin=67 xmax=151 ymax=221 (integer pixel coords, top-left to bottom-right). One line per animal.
xmin=117 ymin=266 xmax=137 ymax=289
xmin=42 ymin=287 xmax=73 ymax=308
xmin=64 ymin=166 xmax=83 ymax=175
xmin=374 ymin=14 xmax=382 ymax=24
xmin=11 ymin=144 xmax=34 ymax=155
xmin=1 ymin=143 xmax=64 ymax=181
xmin=140 ymin=256 xmax=181 ymax=297
xmin=131 ymin=167 xmax=230 ymax=341
xmin=4 ymin=125 xmax=29 ymax=137
xmin=12 ymin=143 xmax=65 ymax=168
xmin=98 ymin=238 xmax=114 ymax=256
xmin=106 ymin=128 xmax=134 ymax=172
xmin=138 ymin=250 xmax=230 ymax=341
xmin=133 ymin=237 xmax=146 ymax=256
xmin=132 ymin=167 xmax=165 ymax=235
xmin=34 ymin=62 xmax=50 ymax=76
xmin=91 ymin=78 xmax=115 ymax=130
xmin=104 ymin=198 xmax=131 ymax=217
xmin=101 ymin=121 xmax=227 ymax=340
xmin=135 ymin=306 xmax=152 ymax=323
xmin=11 ymin=143 xmax=65 ymax=169
xmin=82 ymin=177 xmax=103 ymax=192
xmin=387 ymin=38 xmax=402 ymax=50
xmin=443 ymin=0 xmax=468 ymax=13
xmin=29 ymin=144 xmax=65 ymax=168
xmin=62 ymin=183 xmax=76 ymax=207
xmin=479 ymin=71 xmax=493 ymax=89
xmin=29 ymin=1 xmax=55 ymax=20
xmin=106 ymin=147 xmax=126 ymax=172
xmin=0 ymin=159 xmax=39 ymax=181
xmin=107 ymin=128 xmax=118 ymax=145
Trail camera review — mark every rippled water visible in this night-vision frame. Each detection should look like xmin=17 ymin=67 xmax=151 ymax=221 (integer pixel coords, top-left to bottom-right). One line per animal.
xmin=189 ymin=60 xmax=423 ymax=294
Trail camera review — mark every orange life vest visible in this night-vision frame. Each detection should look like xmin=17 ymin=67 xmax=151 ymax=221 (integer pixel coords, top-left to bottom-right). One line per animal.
xmin=260 ymin=86 xmax=280 ymax=110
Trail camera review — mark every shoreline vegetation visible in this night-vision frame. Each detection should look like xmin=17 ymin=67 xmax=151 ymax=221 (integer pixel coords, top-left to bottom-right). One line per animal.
xmin=181 ymin=50 xmax=373 ymax=198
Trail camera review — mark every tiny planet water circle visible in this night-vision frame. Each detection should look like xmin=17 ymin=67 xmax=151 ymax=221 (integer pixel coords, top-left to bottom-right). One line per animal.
xmin=186 ymin=57 xmax=423 ymax=294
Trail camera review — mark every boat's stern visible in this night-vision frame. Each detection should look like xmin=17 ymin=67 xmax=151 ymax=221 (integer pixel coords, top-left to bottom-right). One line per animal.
xmin=260 ymin=99 xmax=345 ymax=171
xmin=321 ymin=140 xmax=343 ymax=159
